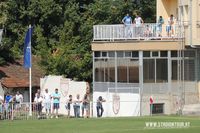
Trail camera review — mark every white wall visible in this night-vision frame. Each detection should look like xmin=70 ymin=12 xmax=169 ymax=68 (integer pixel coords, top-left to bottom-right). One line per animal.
xmin=40 ymin=75 xmax=87 ymax=116
xmin=93 ymin=92 xmax=140 ymax=117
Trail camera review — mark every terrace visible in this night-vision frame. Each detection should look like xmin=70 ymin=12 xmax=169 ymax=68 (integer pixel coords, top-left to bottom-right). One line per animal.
xmin=93 ymin=23 xmax=183 ymax=42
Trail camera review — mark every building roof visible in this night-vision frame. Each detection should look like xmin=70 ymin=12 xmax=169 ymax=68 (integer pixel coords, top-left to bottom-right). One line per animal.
xmin=0 ymin=57 xmax=45 ymax=88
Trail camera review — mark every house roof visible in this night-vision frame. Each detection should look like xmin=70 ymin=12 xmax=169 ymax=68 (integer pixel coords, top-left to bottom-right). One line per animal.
xmin=0 ymin=57 xmax=45 ymax=88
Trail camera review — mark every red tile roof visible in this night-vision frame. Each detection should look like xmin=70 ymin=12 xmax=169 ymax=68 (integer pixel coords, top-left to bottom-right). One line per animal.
xmin=0 ymin=57 xmax=45 ymax=88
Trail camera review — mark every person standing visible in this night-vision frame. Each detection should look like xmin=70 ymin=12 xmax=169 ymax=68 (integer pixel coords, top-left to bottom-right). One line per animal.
xmin=122 ymin=13 xmax=133 ymax=38
xmin=73 ymin=94 xmax=81 ymax=118
xmin=15 ymin=91 xmax=23 ymax=110
xmin=0 ymin=95 xmax=4 ymax=119
xmin=43 ymin=89 xmax=51 ymax=118
xmin=134 ymin=13 xmax=144 ymax=37
xmin=96 ymin=96 xmax=106 ymax=117
xmin=157 ymin=16 xmax=164 ymax=37
xmin=65 ymin=95 xmax=72 ymax=118
xmin=34 ymin=93 xmax=43 ymax=119
xmin=82 ymin=93 xmax=90 ymax=118
xmin=51 ymin=88 xmax=60 ymax=119
xmin=166 ymin=14 xmax=175 ymax=37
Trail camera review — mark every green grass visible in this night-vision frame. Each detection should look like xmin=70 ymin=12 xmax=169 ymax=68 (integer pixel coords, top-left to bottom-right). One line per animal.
xmin=1 ymin=116 xmax=200 ymax=133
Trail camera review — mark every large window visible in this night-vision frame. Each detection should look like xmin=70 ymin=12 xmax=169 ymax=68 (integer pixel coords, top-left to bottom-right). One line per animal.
xmin=143 ymin=59 xmax=155 ymax=83
xmin=156 ymin=59 xmax=168 ymax=82
xmin=143 ymin=59 xmax=168 ymax=83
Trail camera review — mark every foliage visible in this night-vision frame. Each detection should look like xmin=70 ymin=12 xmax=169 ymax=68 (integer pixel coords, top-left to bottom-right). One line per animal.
xmin=0 ymin=0 xmax=156 ymax=82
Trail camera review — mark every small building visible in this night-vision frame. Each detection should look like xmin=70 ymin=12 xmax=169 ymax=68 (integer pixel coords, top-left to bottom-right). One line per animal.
xmin=0 ymin=57 xmax=44 ymax=102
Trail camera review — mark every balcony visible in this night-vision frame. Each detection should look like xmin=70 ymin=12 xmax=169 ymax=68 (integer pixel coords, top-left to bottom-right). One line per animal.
xmin=93 ymin=23 xmax=183 ymax=41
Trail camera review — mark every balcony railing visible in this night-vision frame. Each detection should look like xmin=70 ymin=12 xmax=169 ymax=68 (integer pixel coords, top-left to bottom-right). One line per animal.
xmin=93 ymin=23 xmax=183 ymax=41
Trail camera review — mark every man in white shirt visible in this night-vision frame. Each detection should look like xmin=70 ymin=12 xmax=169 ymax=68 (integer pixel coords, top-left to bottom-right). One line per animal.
xmin=15 ymin=91 xmax=23 ymax=110
xmin=134 ymin=14 xmax=144 ymax=37
xmin=43 ymin=89 xmax=51 ymax=117
xmin=34 ymin=93 xmax=43 ymax=119
xmin=73 ymin=94 xmax=81 ymax=118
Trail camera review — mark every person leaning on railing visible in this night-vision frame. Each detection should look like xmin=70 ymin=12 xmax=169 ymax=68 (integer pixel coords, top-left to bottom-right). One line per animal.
xmin=122 ymin=13 xmax=133 ymax=38
xmin=133 ymin=13 xmax=144 ymax=38
xmin=157 ymin=16 xmax=164 ymax=37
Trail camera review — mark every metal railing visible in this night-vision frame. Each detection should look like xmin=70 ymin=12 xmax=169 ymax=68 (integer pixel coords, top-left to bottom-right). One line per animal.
xmin=93 ymin=23 xmax=183 ymax=41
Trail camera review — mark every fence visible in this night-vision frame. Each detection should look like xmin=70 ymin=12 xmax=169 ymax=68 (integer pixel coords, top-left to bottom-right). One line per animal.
xmin=93 ymin=23 xmax=182 ymax=41
xmin=0 ymin=102 xmax=94 ymax=120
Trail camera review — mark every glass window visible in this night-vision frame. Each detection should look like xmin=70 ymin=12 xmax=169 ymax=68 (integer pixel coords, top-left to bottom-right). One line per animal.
xmin=94 ymin=51 xmax=101 ymax=57
xmin=171 ymin=51 xmax=177 ymax=57
xmin=143 ymin=51 xmax=150 ymax=57
xmin=105 ymin=59 xmax=115 ymax=82
xmin=125 ymin=51 xmax=131 ymax=57
xmin=108 ymin=51 xmax=115 ymax=57
xmin=172 ymin=60 xmax=178 ymax=80
xmin=156 ymin=59 xmax=168 ymax=82
xmin=160 ymin=51 xmax=168 ymax=57
xmin=102 ymin=52 xmax=107 ymax=57
xmin=152 ymin=51 xmax=159 ymax=57
xmin=117 ymin=51 xmax=124 ymax=57
xmin=94 ymin=59 xmax=105 ymax=82
xmin=184 ymin=59 xmax=195 ymax=81
xmin=132 ymin=51 xmax=139 ymax=57
xmin=143 ymin=59 xmax=155 ymax=83
xmin=184 ymin=50 xmax=195 ymax=57
xmin=117 ymin=59 xmax=127 ymax=82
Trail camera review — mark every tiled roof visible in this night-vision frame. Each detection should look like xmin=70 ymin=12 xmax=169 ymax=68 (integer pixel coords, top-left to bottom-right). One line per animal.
xmin=0 ymin=57 xmax=45 ymax=88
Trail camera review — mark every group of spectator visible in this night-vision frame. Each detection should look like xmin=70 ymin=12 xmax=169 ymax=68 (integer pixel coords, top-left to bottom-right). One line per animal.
xmin=0 ymin=89 xmax=107 ymax=119
xmin=0 ymin=91 xmax=23 ymax=119
xmin=34 ymin=88 xmax=90 ymax=119
xmin=122 ymin=13 xmax=176 ymax=38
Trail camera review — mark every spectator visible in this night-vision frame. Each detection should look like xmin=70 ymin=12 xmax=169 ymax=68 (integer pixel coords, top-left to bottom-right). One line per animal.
xmin=122 ymin=13 xmax=133 ymax=38
xmin=166 ymin=14 xmax=175 ymax=37
xmin=134 ymin=13 xmax=144 ymax=37
xmin=34 ymin=93 xmax=43 ymax=119
xmin=15 ymin=91 xmax=23 ymax=110
xmin=157 ymin=16 xmax=164 ymax=37
xmin=43 ymin=89 xmax=51 ymax=118
xmin=73 ymin=94 xmax=81 ymax=118
xmin=51 ymin=88 xmax=60 ymax=119
xmin=65 ymin=95 xmax=72 ymax=118
xmin=96 ymin=96 xmax=106 ymax=117
xmin=5 ymin=93 xmax=12 ymax=113
xmin=82 ymin=93 xmax=90 ymax=118
xmin=144 ymin=25 xmax=152 ymax=38
xmin=0 ymin=95 xmax=3 ymax=119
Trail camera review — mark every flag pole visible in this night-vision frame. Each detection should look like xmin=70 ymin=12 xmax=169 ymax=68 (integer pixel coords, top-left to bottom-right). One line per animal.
xmin=29 ymin=25 xmax=32 ymax=116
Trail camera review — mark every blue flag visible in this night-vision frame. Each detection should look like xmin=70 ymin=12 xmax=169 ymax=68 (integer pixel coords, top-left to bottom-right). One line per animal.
xmin=24 ymin=26 xmax=32 ymax=68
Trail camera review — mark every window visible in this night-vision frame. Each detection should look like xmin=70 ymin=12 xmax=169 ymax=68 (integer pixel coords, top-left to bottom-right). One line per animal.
xmin=102 ymin=52 xmax=107 ymax=57
xmin=171 ymin=51 xmax=177 ymax=57
xmin=125 ymin=51 xmax=131 ymax=57
xmin=143 ymin=51 xmax=150 ymax=57
xmin=108 ymin=51 xmax=115 ymax=57
xmin=156 ymin=59 xmax=168 ymax=82
xmin=117 ymin=59 xmax=127 ymax=82
xmin=160 ymin=51 xmax=168 ymax=57
xmin=143 ymin=59 xmax=155 ymax=82
xmin=132 ymin=51 xmax=139 ymax=57
xmin=152 ymin=51 xmax=158 ymax=57
xmin=117 ymin=51 xmax=124 ymax=57
xmin=94 ymin=51 xmax=101 ymax=57
xmin=152 ymin=103 xmax=164 ymax=114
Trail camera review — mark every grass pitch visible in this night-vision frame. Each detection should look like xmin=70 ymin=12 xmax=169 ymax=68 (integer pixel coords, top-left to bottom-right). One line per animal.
xmin=0 ymin=116 xmax=200 ymax=133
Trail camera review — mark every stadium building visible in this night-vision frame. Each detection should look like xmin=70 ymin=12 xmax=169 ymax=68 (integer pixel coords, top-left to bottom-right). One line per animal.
xmin=92 ymin=0 xmax=200 ymax=116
